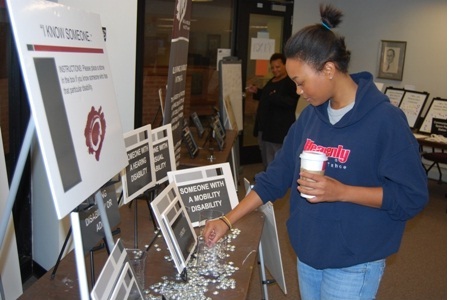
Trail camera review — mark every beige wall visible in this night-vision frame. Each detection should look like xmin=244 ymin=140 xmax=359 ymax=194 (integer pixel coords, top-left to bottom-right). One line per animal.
xmin=292 ymin=0 xmax=447 ymax=103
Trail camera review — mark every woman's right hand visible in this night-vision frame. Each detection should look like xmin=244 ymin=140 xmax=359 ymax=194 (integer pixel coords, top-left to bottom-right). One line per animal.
xmin=202 ymin=218 xmax=229 ymax=247
xmin=246 ymin=85 xmax=258 ymax=94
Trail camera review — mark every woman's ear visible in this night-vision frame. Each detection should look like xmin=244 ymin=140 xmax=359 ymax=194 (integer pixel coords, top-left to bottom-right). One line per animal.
xmin=324 ymin=61 xmax=336 ymax=80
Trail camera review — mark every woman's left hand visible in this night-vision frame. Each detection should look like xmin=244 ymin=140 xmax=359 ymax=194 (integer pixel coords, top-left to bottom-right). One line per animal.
xmin=297 ymin=171 xmax=344 ymax=203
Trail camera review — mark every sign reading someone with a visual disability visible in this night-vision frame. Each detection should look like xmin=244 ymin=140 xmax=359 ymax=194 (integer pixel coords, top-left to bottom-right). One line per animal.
xmin=167 ymin=163 xmax=239 ymax=227
xmin=6 ymin=0 xmax=128 ymax=219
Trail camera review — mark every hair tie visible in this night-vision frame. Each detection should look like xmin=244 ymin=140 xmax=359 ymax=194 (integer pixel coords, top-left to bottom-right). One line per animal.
xmin=321 ymin=21 xmax=331 ymax=30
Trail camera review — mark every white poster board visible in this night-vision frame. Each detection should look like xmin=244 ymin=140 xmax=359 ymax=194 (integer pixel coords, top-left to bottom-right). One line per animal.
xmin=121 ymin=125 xmax=156 ymax=204
xmin=7 ymin=0 xmax=128 ymax=219
xmin=219 ymin=59 xmax=243 ymax=131
xmin=167 ymin=163 xmax=239 ymax=227
xmin=150 ymin=182 xmax=197 ymax=274
xmin=58 ymin=0 xmax=138 ymax=132
xmin=0 ymin=131 xmax=23 ymax=300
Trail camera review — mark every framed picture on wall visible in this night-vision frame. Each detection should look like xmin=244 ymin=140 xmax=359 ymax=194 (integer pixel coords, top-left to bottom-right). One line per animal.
xmin=377 ymin=40 xmax=407 ymax=81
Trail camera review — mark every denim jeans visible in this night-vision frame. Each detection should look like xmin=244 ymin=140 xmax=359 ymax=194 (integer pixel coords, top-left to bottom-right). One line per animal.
xmin=297 ymin=258 xmax=386 ymax=300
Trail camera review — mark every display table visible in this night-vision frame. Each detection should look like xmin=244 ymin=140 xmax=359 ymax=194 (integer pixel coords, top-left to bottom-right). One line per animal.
xmin=19 ymin=200 xmax=265 ymax=299
xmin=415 ymin=136 xmax=447 ymax=150
xmin=180 ymin=129 xmax=238 ymax=168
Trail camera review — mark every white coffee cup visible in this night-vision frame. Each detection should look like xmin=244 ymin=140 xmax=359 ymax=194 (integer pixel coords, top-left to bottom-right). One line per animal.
xmin=299 ymin=151 xmax=328 ymax=198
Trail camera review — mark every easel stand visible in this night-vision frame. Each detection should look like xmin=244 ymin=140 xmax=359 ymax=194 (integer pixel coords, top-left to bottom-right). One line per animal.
xmin=258 ymin=242 xmax=275 ymax=300
xmin=71 ymin=191 xmax=115 ymax=299
xmin=132 ymin=182 xmax=164 ymax=248
xmin=0 ymin=117 xmax=118 ymax=300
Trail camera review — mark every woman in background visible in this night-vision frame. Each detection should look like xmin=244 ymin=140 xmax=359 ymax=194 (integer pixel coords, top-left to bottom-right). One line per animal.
xmin=247 ymin=53 xmax=298 ymax=169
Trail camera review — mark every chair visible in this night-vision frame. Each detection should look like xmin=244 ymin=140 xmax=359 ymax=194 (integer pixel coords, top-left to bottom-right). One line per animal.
xmin=422 ymin=147 xmax=447 ymax=184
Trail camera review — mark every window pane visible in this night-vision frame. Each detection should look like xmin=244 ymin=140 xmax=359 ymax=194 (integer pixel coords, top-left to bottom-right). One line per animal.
xmin=142 ymin=0 xmax=233 ymax=126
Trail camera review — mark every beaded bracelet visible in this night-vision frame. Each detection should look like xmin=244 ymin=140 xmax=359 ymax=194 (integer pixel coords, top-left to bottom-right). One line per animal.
xmin=219 ymin=215 xmax=232 ymax=230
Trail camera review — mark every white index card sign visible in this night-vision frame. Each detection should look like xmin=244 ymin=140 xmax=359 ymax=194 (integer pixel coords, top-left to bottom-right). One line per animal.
xmin=91 ymin=239 xmax=144 ymax=300
xmin=167 ymin=163 xmax=239 ymax=227
xmin=152 ymin=124 xmax=176 ymax=185
xmin=121 ymin=124 xmax=156 ymax=204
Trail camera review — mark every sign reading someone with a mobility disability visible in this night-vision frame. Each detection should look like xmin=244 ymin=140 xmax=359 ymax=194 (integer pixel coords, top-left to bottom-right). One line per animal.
xmin=167 ymin=163 xmax=239 ymax=227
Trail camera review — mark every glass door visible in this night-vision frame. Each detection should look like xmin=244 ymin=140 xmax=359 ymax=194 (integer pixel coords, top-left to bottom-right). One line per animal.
xmin=235 ymin=1 xmax=293 ymax=164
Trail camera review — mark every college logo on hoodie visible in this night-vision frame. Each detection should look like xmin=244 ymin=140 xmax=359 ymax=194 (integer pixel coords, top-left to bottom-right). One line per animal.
xmin=303 ymin=139 xmax=350 ymax=164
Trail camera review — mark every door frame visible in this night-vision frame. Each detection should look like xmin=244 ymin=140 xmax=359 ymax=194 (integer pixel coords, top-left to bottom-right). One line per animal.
xmin=234 ymin=0 xmax=294 ymax=165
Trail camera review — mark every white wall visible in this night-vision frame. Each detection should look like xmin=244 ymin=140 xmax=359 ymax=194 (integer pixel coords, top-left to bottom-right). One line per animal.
xmin=292 ymin=0 xmax=447 ymax=182
xmin=60 ymin=0 xmax=138 ymax=132
xmin=292 ymin=0 xmax=447 ymax=100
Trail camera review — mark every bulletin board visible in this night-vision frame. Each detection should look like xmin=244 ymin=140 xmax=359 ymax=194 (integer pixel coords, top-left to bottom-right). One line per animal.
xmin=219 ymin=58 xmax=243 ymax=131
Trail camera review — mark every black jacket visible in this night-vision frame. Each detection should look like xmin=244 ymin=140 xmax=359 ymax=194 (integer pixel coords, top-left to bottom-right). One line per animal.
xmin=253 ymin=76 xmax=299 ymax=143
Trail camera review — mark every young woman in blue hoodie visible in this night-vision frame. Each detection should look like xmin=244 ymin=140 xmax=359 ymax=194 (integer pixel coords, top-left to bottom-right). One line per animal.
xmin=203 ymin=4 xmax=428 ymax=299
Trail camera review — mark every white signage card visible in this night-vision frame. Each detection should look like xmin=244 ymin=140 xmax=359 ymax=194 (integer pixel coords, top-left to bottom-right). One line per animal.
xmin=0 ymin=130 xmax=22 ymax=299
xmin=384 ymin=87 xmax=405 ymax=107
xmin=91 ymin=238 xmax=144 ymax=300
xmin=7 ymin=0 xmax=128 ymax=219
xmin=150 ymin=182 xmax=197 ymax=274
xmin=167 ymin=163 xmax=238 ymax=227
xmin=121 ymin=125 xmax=156 ymax=204
xmin=250 ymin=38 xmax=275 ymax=60
xmin=152 ymin=124 xmax=176 ymax=185
xmin=419 ymin=98 xmax=447 ymax=134
xmin=79 ymin=184 xmax=121 ymax=253
xmin=219 ymin=60 xmax=243 ymax=130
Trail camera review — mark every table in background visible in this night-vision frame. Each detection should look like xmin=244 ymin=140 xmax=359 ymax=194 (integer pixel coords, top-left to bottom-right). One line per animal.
xmin=180 ymin=129 xmax=238 ymax=168
xmin=19 ymin=200 xmax=265 ymax=299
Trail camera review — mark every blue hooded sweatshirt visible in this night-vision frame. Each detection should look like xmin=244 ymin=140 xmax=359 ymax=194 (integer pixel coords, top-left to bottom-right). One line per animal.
xmin=253 ymin=72 xmax=429 ymax=269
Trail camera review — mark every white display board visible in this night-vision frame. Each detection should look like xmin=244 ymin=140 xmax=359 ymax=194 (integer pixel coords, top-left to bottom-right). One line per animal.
xmin=7 ymin=0 xmax=128 ymax=219
xmin=58 ymin=0 xmax=138 ymax=132
xmin=219 ymin=59 xmax=243 ymax=131
xmin=244 ymin=178 xmax=287 ymax=295
xmin=150 ymin=182 xmax=197 ymax=274
xmin=121 ymin=125 xmax=156 ymax=204
xmin=419 ymin=98 xmax=447 ymax=134
xmin=0 ymin=131 xmax=23 ymax=300
xmin=384 ymin=87 xmax=405 ymax=107
xmin=398 ymin=91 xmax=429 ymax=129
xmin=167 ymin=163 xmax=239 ymax=227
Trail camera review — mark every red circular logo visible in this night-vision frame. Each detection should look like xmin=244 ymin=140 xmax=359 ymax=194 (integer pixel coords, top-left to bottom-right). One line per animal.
xmin=84 ymin=106 xmax=106 ymax=161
